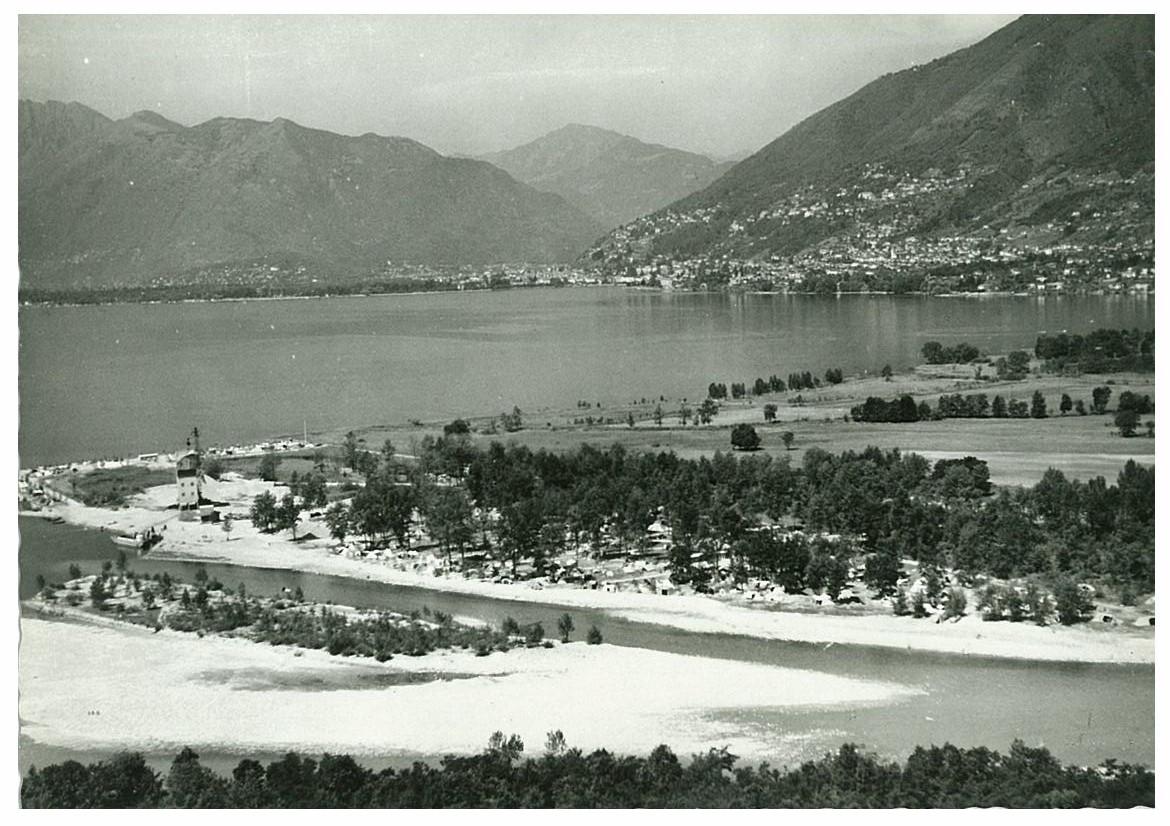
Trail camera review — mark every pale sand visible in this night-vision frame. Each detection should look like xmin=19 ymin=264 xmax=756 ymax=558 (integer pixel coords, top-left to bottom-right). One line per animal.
xmin=18 ymin=617 xmax=913 ymax=760
xmin=36 ymin=477 xmax=1154 ymax=665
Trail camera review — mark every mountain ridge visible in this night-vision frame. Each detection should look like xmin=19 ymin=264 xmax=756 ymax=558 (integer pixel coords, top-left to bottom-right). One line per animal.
xmin=19 ymin=101 xmax=604 ymax=289
xmin=587 ymin=14 xmax=1154 ymax=272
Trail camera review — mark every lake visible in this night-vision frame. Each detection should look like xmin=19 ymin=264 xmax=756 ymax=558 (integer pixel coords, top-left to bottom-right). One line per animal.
xmin=18 ymin=289 xmax=1153 ymax=466
xmin=18 ymin=517 xmax=1155 ymax=774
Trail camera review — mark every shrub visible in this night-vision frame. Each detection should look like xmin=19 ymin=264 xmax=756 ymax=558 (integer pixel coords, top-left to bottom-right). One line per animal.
xmin=943 ymin=588 xmax=967 ymax=619
xmin=892 ymin=588 xmax=910 ymax=616
xmin=586 ymin=625 xmax=603 ymax=645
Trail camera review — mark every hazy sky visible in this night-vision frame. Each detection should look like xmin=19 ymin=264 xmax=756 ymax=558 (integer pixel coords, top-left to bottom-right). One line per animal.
xmin=19 ymin=15 xmax=1018 ymax=158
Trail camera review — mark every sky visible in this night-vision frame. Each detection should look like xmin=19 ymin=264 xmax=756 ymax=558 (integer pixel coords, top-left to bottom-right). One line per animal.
xmin=18 ymin=14 xmax=1019 ymax=159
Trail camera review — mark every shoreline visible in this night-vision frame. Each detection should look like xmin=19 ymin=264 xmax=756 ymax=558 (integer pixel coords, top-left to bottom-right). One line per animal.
xmin=19 ymin=283 xmax=1155 ymax=309
xmin=23 ymin=479 xmax=1154 ymax=667
xmin=150 ymin=540 xmax=1154 ymax=666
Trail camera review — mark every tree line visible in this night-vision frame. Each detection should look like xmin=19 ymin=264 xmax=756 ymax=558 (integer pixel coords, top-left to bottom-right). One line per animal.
xmin=1035 ymin=328 xmax=1154 ymax=373
xmin=921 ymin=341 xmax=981 ymax=364
xmin=850 ymin=386 xmax=1151 ymax=428
xmin=707 ymin=368 xmax=844 ymax=401
xmin=21 ymin=737 xmax=1153 ymax=808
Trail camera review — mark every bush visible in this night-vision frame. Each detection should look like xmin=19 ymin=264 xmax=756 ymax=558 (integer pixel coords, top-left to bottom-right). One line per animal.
xmin=1054 ymin=579 xmax=1094 ymax=625
xmin=943 ymin=588 xmax=967 ymax=619
xmin=502 ymin=616 xmax=520 ymax=636
xmin=524 ymin=622 xmax=545 ymax=645
xmin=586 ymin=625 xmax=603 ymax=645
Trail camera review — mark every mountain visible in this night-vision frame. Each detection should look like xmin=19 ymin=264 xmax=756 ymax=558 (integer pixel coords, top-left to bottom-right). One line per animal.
xmin=588 ymin=14 xmax=1154 ymax=271
xmin=18 ymin=101 xmax=604 ymax=289
xmin=480 ymin=124 xmax=733 ymax=230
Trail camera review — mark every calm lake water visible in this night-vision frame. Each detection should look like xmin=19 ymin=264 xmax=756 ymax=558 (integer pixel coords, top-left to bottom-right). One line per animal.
xmin=19 ymin=517 xmax=1155 ymax=774
xmin=18 ymin=289 xmax=1153 ymax=466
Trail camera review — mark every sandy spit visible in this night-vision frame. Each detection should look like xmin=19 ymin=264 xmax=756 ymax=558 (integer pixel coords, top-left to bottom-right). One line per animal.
xmin=19 ymin=617 xmax=913 ymax=761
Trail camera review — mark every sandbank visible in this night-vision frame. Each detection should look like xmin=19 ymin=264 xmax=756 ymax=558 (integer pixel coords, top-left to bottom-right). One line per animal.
xmin=19 ymin=616 xmax=912 ymax=761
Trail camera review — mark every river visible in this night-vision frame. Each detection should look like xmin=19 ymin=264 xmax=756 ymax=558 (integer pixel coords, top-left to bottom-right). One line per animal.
xmin=17 ymin=517 xmax=1155 ymax=775
xmin=18 ymin=289 xmax=1153 ymax=466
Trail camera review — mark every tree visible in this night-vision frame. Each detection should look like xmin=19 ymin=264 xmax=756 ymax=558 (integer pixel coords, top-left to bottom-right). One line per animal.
xmin=653 ymin=404 xmax=663 ymax=426
xmin=892 ymin=587 xmax=910 ymax=616
xmin=763 ymin=403 xmax=777 ymax=422
xmin=1115 ymin=408 xmax=1140 ymax=437
xmin=991 ymin=395 xmax=1007 ymax=418
xmin=325 ymin=502 xmax=350 ymax=544
xmin=1053 ymin=579 xmax=1094 ymax=625
xmin=544 ymin=730 xmax=567 ymax=757
xmin=166 ymin=747 xmax=228 ymax=808
xmin=443 ymin=419 xmax=471 ymax=436
xmin=881 ymin=364 xmax=893 ymax=381
xmin=586 ymin=625 xmax=603 ymax=644
xmin=89 ymin=576 xmax=107 ymax=607
xmin=697 ymin=398 xmax=719 ymax=424
xmin=781 ymin=431 xmax=795 ymax=451
xmin=1059 ymin=393 xmax=1073 ymax=415
xmin=626 ymin=411 xmax=636 ymax=429
xmin=1091 ymin=386 xmax=1112 ymax=415
xmin=678 ymin=404 xmax=691 ymax=426
xmin=275 ymin=492 xmax=301 ymax=539
xmin=258 ymin=452 xmax=281 ymax=482
xmin=300 ymin=473 xmax=328 ymax=509
xmin=424 ymin=487 xmax=473 ymax=567
xmin=557 ymin=613 xmax=575 ymax=643
xmin=1074 ymin=399 xmax=1087 ymax=415
xmin=250 ymin=491 xmax=278 ymax=532
xmin=342 ymin=431 xmax=360 ymax=470
xmin=865 ymin=550 xmax=902 ymax=597
xmin=68 ymin=563 xmax=82 ymax=580
xmin=730 ymin=424 xmax=761 ymax=451
xmin=1030 ymin=391 xmax=1048 ymax=419
xmin=221 ymin=515 xmax=233 ymax=541
xmin=921 ymin=342 xmax=944 ymax=364
xmin=524 ymin=622 xmax=545 ymax=644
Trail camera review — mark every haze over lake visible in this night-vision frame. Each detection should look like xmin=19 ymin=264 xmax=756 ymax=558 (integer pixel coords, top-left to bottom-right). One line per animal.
xmin=19 ymin=288 xmax=1153 ymax=466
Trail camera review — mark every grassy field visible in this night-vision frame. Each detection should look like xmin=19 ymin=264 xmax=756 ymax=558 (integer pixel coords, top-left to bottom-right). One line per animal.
xmin=56 ymin=466 xmax=176 ymax=507
xmin=326 ymin=367 xmax=1153 ymax=487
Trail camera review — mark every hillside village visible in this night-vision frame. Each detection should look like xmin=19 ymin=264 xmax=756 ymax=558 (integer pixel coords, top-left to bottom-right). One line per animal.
xmin=591 ymin=165 xmax=1154 ymax=296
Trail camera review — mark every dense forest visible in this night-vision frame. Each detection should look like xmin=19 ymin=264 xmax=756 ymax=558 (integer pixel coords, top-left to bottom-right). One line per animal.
xmin=21 ymin=738 xmax=1154 ymax=808
xmin=317 ymin=435 xmax=1155 ymax=596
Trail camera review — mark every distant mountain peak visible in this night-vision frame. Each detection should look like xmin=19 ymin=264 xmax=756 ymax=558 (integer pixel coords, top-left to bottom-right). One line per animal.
xmin=480 ymin=124 xmax=725 ymax=229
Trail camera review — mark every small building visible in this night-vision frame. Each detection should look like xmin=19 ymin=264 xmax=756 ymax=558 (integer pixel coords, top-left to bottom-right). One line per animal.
xmin=176 ymin=451 xmax=202 ymax=509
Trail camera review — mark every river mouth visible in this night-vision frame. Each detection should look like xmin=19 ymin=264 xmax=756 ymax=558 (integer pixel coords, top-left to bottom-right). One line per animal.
xmin=18 ymin=517 xmax=1156 ymax=771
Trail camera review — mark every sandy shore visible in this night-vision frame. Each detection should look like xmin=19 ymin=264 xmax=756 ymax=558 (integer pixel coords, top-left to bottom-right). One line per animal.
xmin=19 ymin=615 xmax=913 ymax=761
xmin=32 ymin=477 xmax=1153 ymax=666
